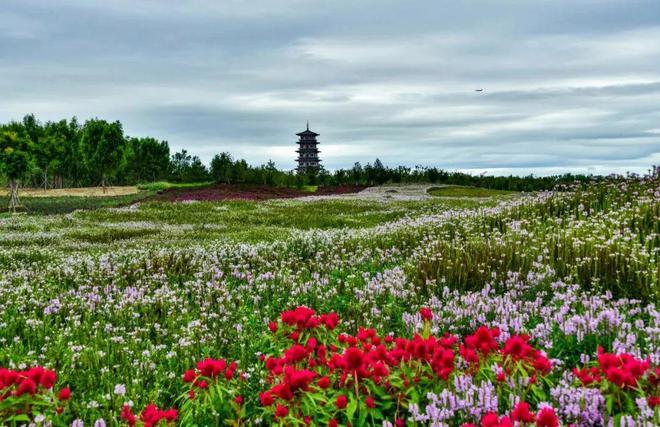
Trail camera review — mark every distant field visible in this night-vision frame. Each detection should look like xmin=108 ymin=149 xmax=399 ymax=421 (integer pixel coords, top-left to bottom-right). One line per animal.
xmin=0 ymin=186 xmax=139 ymax=198
xmin=427 ymin=185 xmax=517 ymax=197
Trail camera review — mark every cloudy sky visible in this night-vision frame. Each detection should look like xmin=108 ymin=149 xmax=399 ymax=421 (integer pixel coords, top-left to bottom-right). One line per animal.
xmin=2 ymin=1 xmax=660 ymax=175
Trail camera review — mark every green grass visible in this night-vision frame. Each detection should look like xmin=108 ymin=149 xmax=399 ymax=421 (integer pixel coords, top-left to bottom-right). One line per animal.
xmin=427 ymin=185 xmax=517 ymax=198
xmin=301 ymin=185 xmax=318 ymax=192
xmin=0 ymin=191 xmax=154 ymax=215
xmin=136 ymin=181 xmax=214 ymax=191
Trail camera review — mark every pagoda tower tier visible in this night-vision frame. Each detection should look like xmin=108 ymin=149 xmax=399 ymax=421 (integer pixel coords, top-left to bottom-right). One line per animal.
xmin=295 ymin=122 xmax=321 ymax=173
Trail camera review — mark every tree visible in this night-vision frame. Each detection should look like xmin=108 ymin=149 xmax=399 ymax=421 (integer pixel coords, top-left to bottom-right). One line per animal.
xmin=351 ymin=162 xmax=363 ymax=185
xmin=184 ymin=156 xmax=209 ymax=182
xmin=0 ymin=131 xmax=33 ymax=212
xmin=80 ymin=119 xmax=125 ymax=192
xmin=264 ymin=160 xmax=278 ymax=186
xmin=210 ymin=152 xmax=233 ymax=184
xmin=171 ymin=149 xmax=192 ymax=182
xmin=232 ymin=159 xmax=248 ymax=183
xmin=123 ymin=137 xmax=171 ymax=183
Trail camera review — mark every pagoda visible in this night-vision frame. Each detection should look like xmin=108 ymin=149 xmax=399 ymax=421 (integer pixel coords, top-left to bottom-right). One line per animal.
xmin=295 ymin=122 xmax=321 ymax=173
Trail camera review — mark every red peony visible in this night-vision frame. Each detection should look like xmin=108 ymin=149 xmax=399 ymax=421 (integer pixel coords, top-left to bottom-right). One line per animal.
xmin=260 ymin=392 xmax=275 ymax=406
xmin=275 ymin=404 xmax=289 ymax=418
xmin=15 ymin=378 xmax=37 ymax=396
xmin=535 ymin=407 xmax=559 ymax=427
xmin=420 ymin=307 xmax=433 ymax=321
xmin=317 ymin=376 xmax=331 ymax=389
xmin=511 ymin=401 xmax=535 ymax=423
xmin=58 ymin=386 xmax=71 ymax=401
xmin=182 ymin=369 xmax=197 ymax=383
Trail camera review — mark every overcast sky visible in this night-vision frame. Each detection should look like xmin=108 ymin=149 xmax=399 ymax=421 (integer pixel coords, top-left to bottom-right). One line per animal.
xmin=2 ymin=1 xmax=660 ymax=175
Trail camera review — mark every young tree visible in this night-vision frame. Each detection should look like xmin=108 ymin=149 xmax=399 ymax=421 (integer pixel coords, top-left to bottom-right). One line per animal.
xmin=80 ymin=119 xmax=125 ymax=192
xmin=210 ymin=152 xmax=234 ymax=184
xmin=0 ymin=131 xmax=33 ymax=212
xmin=184 ymin=156 xmax=209 ymax=182
xmin=171 ymin=149 xmax=192 ymax=182
xmin=232 ymin=159 xmax=248 ymax=183
xmin=351 ymin=162 xmax=363 ymax=185
xmin=264 ymin=160 xmax=278 ymax=186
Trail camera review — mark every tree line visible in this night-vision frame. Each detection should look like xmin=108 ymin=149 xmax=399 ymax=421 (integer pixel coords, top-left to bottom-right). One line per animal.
xmin=2 ymin=114 xmax=600 ymax=210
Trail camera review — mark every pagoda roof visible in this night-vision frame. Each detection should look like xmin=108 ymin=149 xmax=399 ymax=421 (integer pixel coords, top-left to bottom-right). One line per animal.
xmin=296 ymin=121 xmax=319 ymax=136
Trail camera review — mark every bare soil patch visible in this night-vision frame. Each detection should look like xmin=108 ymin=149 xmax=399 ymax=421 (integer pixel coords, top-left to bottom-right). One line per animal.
xmin=0 ymin=186 xmax=140 ymax=198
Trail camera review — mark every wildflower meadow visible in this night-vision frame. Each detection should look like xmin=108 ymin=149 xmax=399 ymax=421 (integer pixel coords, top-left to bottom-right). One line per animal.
xmin=0 ymin=177 xmax=658 ymax=426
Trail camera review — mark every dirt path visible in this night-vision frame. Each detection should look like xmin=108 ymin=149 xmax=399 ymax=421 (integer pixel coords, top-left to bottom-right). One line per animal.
xmin=295 ymin=184 xmax=442 ymax=202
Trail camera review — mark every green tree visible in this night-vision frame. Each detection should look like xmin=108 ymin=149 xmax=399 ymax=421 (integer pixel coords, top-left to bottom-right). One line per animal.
xmin=0 ymin=131 xmax=33 ymax=212
xmin=210 ymin=152 xmax=234 ymax=184
xmin=80 ymin=119 xmax=125 ymax=192
xmin=124 ymin=137 xmax=171 ymax=183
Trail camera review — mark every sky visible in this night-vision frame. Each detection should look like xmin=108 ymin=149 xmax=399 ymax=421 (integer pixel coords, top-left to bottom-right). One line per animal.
xmin=2 ymin=0 xmax=660 ymax=176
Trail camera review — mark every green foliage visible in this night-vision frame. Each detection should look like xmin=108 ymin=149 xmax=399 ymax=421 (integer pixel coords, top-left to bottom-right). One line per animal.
xmin=122 ymin=137 xmax=171 ymax=183
xmin=80 ymin=119 xmax=125 ymax=186
xmin=427 ymin=186 xmax=517 ymax=197
xmin=171 ymin=149 xmax=209 ymax=183
xmin=0 ymin=131 xmax=33 ymax=180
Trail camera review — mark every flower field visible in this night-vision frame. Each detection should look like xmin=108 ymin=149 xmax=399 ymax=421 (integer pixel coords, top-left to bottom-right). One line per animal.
xmin=0 ymin=177 xmax=658 ymax=426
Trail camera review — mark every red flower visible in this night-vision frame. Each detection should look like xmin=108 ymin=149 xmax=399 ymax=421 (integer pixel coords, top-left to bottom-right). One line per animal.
xmin=512 ymin=401 xmax=535 ymax=423
xmin=58 ymin=387 xmax=71 ymax=401
xmin=481 ymin=412 xmax=512 ymax=427
xmin=465 ymin=326 xmax=500 ymax=355
xmin=15 ymin=378 xmax=37 ymax=396
xmin=275 ymin=404 xmax=289 ymax=418
xmin=39 ymin=369 xmax=57 ymax=389
xmin=535 ymin=407 xmax=559 ymax=427
xmin=196 ymin=358 xmax=227 ymax=378
xmin=343 ymin=347 xmax=365 ymax=371
xmin=317 ymin=376 xmax=331 ymax=389
xmin=163 ymin=409 xmax=178 ymax=422
xmin=335 ymin=395 xmax=348 ymax=409
xmin=420 ymin=307 xmax=433 ymax=321
xmin=328 ymin=419 xmax=339 ymax=427
xmin=481 ymin=412 xmax=500 ymax=427
xmin=260 ymin=392 xmax=275 ymax=406
xmin=182 ymin=369 xmax=197 ymax=383
xmin=235 ymin=395 xmax=243 ymax=405
xmin=284 ymin=344 xmax=308 ymax=364
xmin=121 ymin=405 xmax=137 ymax=427
xmin=502 ymin=335 xmax=532 ymax=359
xmin=268 ymin=321 xmax=278 ymax=333
xmin=648 ymin=396 xmax=660 ymax=408
xmin=365 ymin=396 xmax=376 ymax=408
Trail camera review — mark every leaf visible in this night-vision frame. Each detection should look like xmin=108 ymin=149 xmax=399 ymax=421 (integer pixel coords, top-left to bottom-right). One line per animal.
xmin=347 ymin=396 xmax=358 ymax=421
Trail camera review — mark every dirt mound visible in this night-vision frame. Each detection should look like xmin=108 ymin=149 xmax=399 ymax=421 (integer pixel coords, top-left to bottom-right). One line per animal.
xmin=150 ymin=184 xmax=367 ymax=202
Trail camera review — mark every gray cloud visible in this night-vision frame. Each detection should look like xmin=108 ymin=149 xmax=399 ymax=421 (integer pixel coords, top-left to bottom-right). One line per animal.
xmin=1 ymin=0 xmax=659 ymax=175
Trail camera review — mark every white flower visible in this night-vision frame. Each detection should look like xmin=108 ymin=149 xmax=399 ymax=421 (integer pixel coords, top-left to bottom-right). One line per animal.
xmin=114 ymin=383 xmax=126 ymax=396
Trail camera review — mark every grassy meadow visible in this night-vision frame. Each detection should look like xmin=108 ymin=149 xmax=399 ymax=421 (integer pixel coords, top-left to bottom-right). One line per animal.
xmin=0 ymin=178 xmax=658 ymax=425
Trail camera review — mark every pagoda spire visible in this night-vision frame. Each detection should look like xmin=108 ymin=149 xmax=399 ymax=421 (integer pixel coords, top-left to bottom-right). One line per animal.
xmin=306 ymin=120 xmax=309 ymax=131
